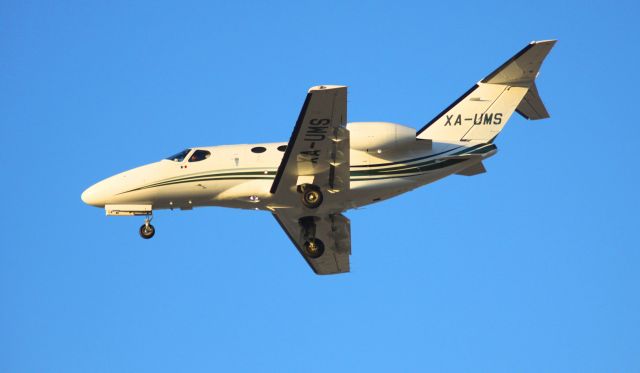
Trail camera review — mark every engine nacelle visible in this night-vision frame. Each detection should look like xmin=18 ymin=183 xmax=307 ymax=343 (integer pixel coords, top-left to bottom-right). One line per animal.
xmin=347 ymin=122 xmax=416 ymax=152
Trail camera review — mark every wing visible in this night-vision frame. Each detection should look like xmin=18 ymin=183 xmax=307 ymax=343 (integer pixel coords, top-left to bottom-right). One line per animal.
xmin=270 ymin=85 xmax=349 ymax=204
xmin=273 ymin=210 xmax=351 ymax=275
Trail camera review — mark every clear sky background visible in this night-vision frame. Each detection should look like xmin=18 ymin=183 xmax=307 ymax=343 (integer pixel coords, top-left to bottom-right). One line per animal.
xmin=2 ymin=0 xmax=639 ymax=372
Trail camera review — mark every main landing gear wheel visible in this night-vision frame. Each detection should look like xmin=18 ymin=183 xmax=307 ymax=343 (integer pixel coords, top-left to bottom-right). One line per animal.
xmin=139 ymin=216 xmax=155 ymax=239
xmin=299 ymin=184 xmax=323 ymax=209
xmin=304 ymin=239 xmax=325 ymax=259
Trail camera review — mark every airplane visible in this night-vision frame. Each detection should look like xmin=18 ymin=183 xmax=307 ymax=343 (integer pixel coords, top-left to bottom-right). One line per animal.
xmin=82 ymin=40 xmax=556 ymax=275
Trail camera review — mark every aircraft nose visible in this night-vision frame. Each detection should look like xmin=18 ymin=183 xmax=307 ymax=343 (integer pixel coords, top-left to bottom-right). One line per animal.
xmin=81 ymin=184 xmax=107 ymax=207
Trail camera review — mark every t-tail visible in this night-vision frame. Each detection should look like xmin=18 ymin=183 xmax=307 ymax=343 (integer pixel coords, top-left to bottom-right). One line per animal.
xmin=416 ymin=40 xmax=556 ymax=143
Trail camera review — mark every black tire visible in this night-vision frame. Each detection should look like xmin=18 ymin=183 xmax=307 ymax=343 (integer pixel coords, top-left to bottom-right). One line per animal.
xmin=139 ymin=224 xmax=155 ymax=239
xmin=301 ymin=186 xmax=323 ymax=209
xmin=304 ymin=239 xmax=325 ymax=259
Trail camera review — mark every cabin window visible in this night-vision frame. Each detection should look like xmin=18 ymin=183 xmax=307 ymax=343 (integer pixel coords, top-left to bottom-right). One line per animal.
xmin=277 ymin=145 xmax=287 ymax=152
xmin=166 ymin=149 xmax=191 ymax=162
xmin=188 ymin=150 xmax=211 ymax=162
xmin=251 ymin=146 xmax=267 ymax=153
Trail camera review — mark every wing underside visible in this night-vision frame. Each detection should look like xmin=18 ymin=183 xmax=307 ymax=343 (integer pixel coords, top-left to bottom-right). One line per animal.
xmin=273 ymin=211 xmax=351 ymax=275
xmin=270 ymin=85 xmax=349 ymax=201
xmin=269 ymin=85 xmax=351 ymax=275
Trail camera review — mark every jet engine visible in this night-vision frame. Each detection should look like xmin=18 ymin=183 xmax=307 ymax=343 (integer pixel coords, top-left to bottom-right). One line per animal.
xmin=347 ymin=122 xmax=416 ymax=153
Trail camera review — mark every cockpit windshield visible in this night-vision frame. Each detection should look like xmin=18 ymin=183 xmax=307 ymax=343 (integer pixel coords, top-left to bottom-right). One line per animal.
xmin=188 ymin=150 xmax=211 ymax=162
xmin=166 ymin=149 xmax=191 ymax=162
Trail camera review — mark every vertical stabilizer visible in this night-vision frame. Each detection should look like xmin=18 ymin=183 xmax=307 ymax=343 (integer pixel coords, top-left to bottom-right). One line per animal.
xmin=416 ymin=40 xmax=556 ymax=143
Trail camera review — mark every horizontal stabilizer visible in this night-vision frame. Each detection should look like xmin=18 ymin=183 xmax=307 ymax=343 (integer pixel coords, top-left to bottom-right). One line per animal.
xmin=516 ymin=82 xmax=550 ymax=120
xmin=456 ymin=162 xmax=486 ymax=176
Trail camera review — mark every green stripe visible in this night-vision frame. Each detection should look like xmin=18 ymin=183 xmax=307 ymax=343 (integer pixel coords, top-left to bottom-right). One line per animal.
xmin=350 ymin=145 xmax=463 ymax=168
xmin=120 ymin=172 xmax=275 ymax=193
xmin=351 ymin=144 xmax=494 ymax=177
xmin=130 ymin=170 xmax=277 ymax=190
xmin=120 ymin=144 xmax=496 ymax=194
xmin=351 ymin=158 xmax=469 ymax=180
xmin=355 ymin=144 xmax=480 ymax=173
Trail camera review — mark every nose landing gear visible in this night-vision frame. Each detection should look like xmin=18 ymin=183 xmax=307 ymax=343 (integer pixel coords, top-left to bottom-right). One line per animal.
xmin=139 ymin=215 xmax=155 ymax=239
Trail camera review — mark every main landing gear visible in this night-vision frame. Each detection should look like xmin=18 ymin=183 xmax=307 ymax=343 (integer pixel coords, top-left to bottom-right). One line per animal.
xmin=139 ymin=215 xmax=155 ymax=239
xmin=298 ymin=184 xmax=323 ymax=209
xmin=303 ymin=239 xmax=325 ymax=258
xmin=299 ymin=216 xmax=325 ymax=258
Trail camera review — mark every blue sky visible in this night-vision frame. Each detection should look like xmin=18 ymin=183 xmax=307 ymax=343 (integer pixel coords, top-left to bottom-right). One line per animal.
xmin=2 ymin=0 xmax=639 ymax=371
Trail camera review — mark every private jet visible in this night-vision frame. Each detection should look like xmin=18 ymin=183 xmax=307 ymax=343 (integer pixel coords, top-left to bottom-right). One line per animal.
xmin=82 ymin=40 xmax=556 ymax=274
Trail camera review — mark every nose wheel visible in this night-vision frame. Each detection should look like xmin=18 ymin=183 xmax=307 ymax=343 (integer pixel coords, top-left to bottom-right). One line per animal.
xmin=139 ymin=215 xmax=155 ymax=239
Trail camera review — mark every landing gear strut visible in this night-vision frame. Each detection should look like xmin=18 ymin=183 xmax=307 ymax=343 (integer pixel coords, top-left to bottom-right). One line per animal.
xmin=298 ymin=184 xmax=323 ymax=209
xmin=139 ymin=215 xmax=155 ymax=239
xmin=299 ymin=216 xmax=325 ymax=258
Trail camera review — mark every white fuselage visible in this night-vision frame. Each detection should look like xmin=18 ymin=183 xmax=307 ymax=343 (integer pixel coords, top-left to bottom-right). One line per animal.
xmin=81 ymin=122 xmax=496 ymax=213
